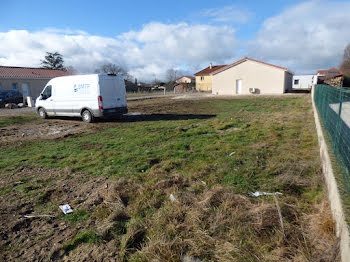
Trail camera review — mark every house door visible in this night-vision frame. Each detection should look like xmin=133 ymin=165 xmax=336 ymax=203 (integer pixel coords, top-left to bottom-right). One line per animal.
xmin=236 ymin=79 xmax=242 ymax=94
xmin=21 ymin=83 xmax=30 ymax=99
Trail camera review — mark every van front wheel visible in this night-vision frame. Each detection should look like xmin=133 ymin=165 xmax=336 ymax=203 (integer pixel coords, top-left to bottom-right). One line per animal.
xmin=38 ymin=108 xmax=48 ymax=119
xmin=82 ymin=110 xmax=94 ymax=123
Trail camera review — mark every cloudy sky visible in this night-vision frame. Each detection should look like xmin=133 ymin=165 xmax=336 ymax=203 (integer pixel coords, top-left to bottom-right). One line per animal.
xmin=1 ymin=0 xmax=350 ymax=81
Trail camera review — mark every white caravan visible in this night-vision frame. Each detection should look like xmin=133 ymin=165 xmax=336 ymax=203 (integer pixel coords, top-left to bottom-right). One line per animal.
xmin=292 ymin=75 xmax=317 ymax=89
xmin=36 ymin=74 xmax=128 ymax=122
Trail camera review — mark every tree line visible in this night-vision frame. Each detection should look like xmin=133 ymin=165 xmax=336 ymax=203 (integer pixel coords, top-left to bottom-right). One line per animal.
xmin=40 ymin=51 xmax=183 ymax=87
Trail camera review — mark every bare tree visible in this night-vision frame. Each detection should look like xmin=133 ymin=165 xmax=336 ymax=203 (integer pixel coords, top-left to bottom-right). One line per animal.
xmin=95 ymin=63 xmax=130 ymax=78
xmin=165 ymin=68 xmax=177 ymax=83
xmin=341 ymin=43 xmax=350 ymax=76
xmin=66 ymin=66 xmax=78 ymax=75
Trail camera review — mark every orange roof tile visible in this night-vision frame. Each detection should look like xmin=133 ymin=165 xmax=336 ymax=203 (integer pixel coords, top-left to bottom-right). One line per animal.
xmin=0 ymin=66 xmax=70 ymax=78
xmin=211 ymin=57 xmax=288 ymax=75
xmin=317 ymin=68 xmax=343 ymax=76
xmin=194 ymin=65 xmax=227 ymax=76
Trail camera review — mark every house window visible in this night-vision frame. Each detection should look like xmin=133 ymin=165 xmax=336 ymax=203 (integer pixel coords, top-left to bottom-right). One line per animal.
xmin=12 ymin=83 xmax=18 ymax=90
xmin=294 ymin=79 xmax=299 ymax=85
xmin=201 ymin=76 xmax=204 ymax=81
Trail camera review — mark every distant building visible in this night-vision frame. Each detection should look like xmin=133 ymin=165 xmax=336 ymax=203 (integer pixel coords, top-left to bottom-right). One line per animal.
xmin=194 ymin=64 xmax=227 ymax=92
xmin=317 ymin=68 xmax=342 ymax=78
xmin=175 ymin=76 xmax=195 ymax=84
xmin=292 ymin=75 xmax=317 ymax=89
xmin=0 ymin=66 xmax=70 ymax=99
xmin=317 ymin=68 xmax=344 ymax=87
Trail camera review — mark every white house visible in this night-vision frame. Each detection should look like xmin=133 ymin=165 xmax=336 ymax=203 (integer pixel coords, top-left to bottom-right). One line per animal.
xmin=292 ymin=75 xmax=317 ymax=89
xmin=211 ymin=57 xmax=293 ymax=95
xmin=175 ymin=76 xmax=195 ymax=84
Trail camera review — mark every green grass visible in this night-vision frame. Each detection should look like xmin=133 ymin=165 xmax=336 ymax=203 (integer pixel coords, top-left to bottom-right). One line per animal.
xmin=0 ymin=115 xmax=39 ymax=127
xmin=0 ymin=96 xmax=318 ymax=194
xmin=0 ymin=186 xmax=13 ymax=196
xmin=62 ymin=209 xmax=89 ymax=224
xmin=63 ymin=230 xmax=98 ymax=253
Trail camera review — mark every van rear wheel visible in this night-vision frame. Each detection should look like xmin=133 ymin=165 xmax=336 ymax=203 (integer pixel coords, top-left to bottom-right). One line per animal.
xmin=38 ymin=108 xmax=48 ymax=119
xmin=82 ymin=110 xmax=94 ymax=123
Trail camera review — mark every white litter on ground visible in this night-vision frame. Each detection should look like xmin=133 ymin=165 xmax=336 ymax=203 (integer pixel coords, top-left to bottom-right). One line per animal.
xmin=248 ymin=191 xmax=282 ymax=197
xmin=169 ymin=194 xmax=177 ymax=202
xmin=59 ymin=204 xmax=73 ymax=214
xmin=248 ymin=191 xmax=285 ymax=236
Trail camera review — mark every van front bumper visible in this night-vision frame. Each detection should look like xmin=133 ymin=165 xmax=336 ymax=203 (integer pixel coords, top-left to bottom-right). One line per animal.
xmin=93 ymin=106 xmax=128 ymax=118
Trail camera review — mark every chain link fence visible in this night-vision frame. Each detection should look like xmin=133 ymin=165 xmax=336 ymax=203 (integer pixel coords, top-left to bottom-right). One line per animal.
xmin=314 ymin=84 xmax=350 ymax=193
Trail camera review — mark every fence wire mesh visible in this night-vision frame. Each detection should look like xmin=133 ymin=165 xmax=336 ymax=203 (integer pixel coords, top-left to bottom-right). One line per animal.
xmin=314 ymin=84 xmax=350 ymax=193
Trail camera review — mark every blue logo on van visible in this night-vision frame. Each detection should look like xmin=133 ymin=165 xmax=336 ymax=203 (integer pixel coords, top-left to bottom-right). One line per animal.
xmin=74 ymin=83 xmax=90 ymax=94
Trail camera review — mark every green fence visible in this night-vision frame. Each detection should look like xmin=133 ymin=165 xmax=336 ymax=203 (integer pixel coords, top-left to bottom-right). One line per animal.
xmin=314 ymin=84 xmax=350 ymax=193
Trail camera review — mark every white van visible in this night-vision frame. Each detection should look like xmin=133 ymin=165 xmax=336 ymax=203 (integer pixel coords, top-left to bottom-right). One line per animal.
xmin=36 ymin=74 xmax=128 ymax=122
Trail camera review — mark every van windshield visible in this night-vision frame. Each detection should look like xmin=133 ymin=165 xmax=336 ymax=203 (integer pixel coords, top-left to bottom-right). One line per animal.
xmin=42 ymin=85 xmax=52 ymax=99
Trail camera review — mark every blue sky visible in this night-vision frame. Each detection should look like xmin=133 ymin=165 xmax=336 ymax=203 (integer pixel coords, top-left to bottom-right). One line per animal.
xmin=1 ymin=0 xmax=304 ymax=37
xmin=1 ymin=0 xmax=350 ymax=81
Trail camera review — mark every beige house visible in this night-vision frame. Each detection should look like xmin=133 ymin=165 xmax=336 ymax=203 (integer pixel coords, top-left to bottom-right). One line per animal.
xmin=175 ymin=76 xmax=195 ymax=84
xmin=211 ymin=58 xmax=293 ymax=95
xmin=0 ymin=66 xmax=69 ymax=99
xmin=194 ymin=64 xmax=226 ymax=92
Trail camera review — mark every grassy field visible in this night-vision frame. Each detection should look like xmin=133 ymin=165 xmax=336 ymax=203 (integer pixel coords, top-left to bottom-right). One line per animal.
xmin=0 ymin=95 xmax=339 ymax=261
xmin=0 ymin=114 xmax=38 ymax=127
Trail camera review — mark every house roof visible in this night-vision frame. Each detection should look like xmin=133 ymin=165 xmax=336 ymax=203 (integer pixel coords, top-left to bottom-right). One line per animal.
xmin=0 ymin=66 xmax=70 ymax=79
xmin=318 ymin=73 xmax=343 ymax=81
xmin=194 ymin=65 xmax=227 ymax=76
xmin=317 ymin=68 xmax=343 ymax=77
xmin=211 ymin=57 xmax=288 ymax=75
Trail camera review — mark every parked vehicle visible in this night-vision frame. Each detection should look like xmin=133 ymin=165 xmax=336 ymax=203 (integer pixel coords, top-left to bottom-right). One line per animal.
xmin=0 ymin=91 xmax=7 ymax=105
xmin=35 ymin=74 xmax=128 ymax=122
xmin=0 ymin=90 xmax=23 ymax=106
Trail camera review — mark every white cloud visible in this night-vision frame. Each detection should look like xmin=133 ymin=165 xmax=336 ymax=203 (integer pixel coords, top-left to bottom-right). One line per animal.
xmin=249 ymin=0 xmax=350 ymax=74
xmin=0 ymin=23 xmax=238 ymax=81
xmin=200 ymin=5 xmax=252 ymax=24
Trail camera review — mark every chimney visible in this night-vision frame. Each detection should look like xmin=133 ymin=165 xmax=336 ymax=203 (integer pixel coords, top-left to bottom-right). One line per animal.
xmin=209 ymin=63 xmax=212 ymax=69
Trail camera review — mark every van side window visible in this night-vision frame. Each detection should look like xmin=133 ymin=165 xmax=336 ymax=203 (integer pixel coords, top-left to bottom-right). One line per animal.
xmin=42 ymin=85 xmax=52 ymax=99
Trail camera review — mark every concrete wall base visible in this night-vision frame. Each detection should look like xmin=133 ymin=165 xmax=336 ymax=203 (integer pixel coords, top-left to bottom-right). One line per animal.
xmin=311 ymin=86 xmax=350 ymax=261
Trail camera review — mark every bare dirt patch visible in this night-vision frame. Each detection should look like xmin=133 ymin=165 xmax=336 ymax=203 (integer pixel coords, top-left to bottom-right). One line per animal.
xmin=0 ymin=98 xmax=211 ymax=146
xmin=0 ymin=167 xmax=105 ymax=261
xmin=0 ymin=120 xmax=89 ymax=146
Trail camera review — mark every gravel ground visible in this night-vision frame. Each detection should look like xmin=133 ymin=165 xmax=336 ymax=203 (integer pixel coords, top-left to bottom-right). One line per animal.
xmin=0 ymin=107 xmax=36 ymax=116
